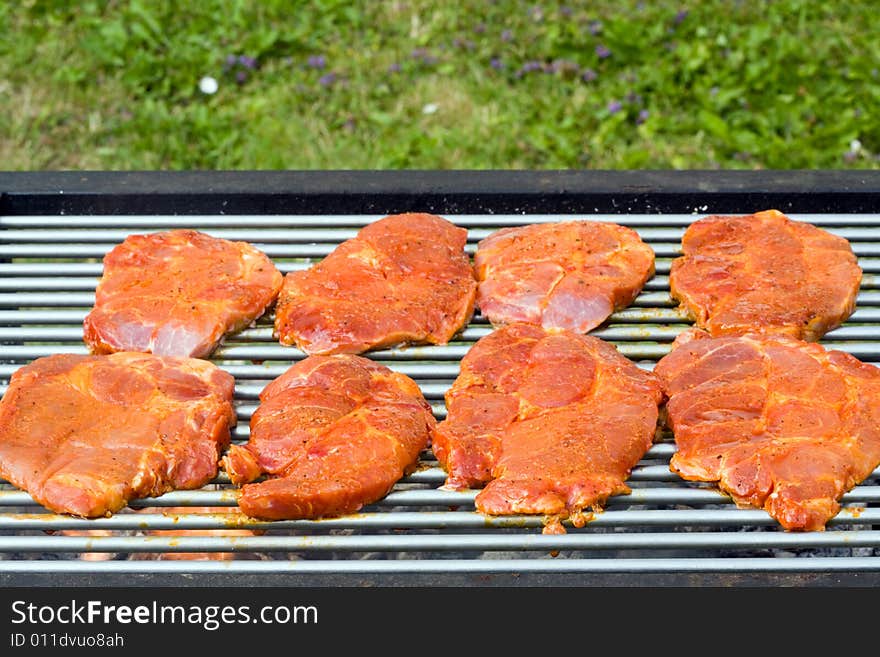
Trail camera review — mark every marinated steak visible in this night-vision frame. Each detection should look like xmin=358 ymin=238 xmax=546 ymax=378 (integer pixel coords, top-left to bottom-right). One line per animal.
xmin=84 ymin=229 xmax=283 ymax=358
xmin=223 ymin=355 xmax=435 ymax=520
xmin=0 ymin=353 xmax=235 ymax=518
xmin=433 ymin=323 xmax=662 ymax=534
xmin=669 ymin=209 xmax=862 ymax=341
xmin=654 ymin=329 xmax=880 ymax=530
xmin=274 ymin=213 xmax=476 ymax=355
xmin=474 ymin=221 xmax=655 ymax=332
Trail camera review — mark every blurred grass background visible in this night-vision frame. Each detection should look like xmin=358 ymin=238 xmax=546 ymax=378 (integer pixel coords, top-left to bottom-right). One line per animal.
xmin=1 ymin=0 xmax=878 ymax=170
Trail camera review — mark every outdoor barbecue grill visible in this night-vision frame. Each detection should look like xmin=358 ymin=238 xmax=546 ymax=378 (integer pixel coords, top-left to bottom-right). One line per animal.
xmin=1 ymin=170 xmax=880 ymax=587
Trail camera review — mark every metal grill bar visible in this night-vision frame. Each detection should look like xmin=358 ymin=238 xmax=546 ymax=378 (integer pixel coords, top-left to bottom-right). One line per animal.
xmin=3 ymin=484 xmax=880 ymax=508
xmin=6 ymin=306 xmax=880 ymax=325
xmin=5 ymin=212 xmax=880 ymax=228
xmin=7 ymin=340 xmax=880 ymax=367
xmin=2 ymin=557 xmax=880 ymax=574
xmin=5 ymin=289 xmax=880 ymax=308
xmin=1 ymin=458 xmax=875 ymax=489
xmin=5 ymin=224 xmax=880 ymax=242
xmin=12 ymin=455 xmax=879 ymax=489
xmin=0 ymin=325 xmax=691 ymax=343
xmin=8 ymin=242 xmax=880 ymax=260
xmin=10 ymin=323 xmax=880 ymax=344
xmin=3 ymin=211 xmax=880 ymax=578
xmin=5 ymin=529 xmax=880 ymax=553
xmin=0 ymin=506 xmax=875 ymax=531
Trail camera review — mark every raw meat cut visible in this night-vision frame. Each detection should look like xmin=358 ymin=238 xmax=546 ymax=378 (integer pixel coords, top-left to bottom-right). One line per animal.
xmin=669 ymin=209 xmax=861 ymax=341
xmin=274 ymin=213 xmax=476 ymax=355
xmin=432 ymin=322 xmax=663 ymax=534
xmin=0 ymin=353 xmax=235 ymax=518
xmin=654 ymin=328 xmax=880 ymax=530
xmin=84 ymin=229 xmax=283 ymax=358
xmin=223 ymin=354 xmax=435 ymax=520
xmin=473 ymin=221 xmax=655 ymax=332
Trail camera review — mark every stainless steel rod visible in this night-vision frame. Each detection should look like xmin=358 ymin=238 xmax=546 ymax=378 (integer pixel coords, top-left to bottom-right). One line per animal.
xmin=5 ymin=322 xmax=880 ymax=343
xmin=4 ymin=341 xmax=880 ymax=363
xmin=0 ymin=460 xmax=688 ymax=490
xmin=2 ymin=556 xmax=880 ymax=574
xmin=3 ymin=237 xmax=880 ymax=262
xmin=228 ymin=402 xmax=453 ymax=420
xmin=0 ymin=362 xmax=464 ymax=379
xmin=3 ymin=529 xmax=880 ymax=553
xmin=0 ymin=324 xmax=690 ymax=343
xmin=0 ymin=262 xmax=308 ymax=277
xmin=4 ymin=212 xmax=880 ymax=228
xmin=0 ymin=506 xmax=872 ymax=531
xmin=8 ymin=305 xmax=880 ymax=326
xmin=3 ymin=485 xmax=879 ymax=508
xmin=0 ymin=228 xmax=667 ymax=242
xmin=5 ymin=226 xmax=880 ymax=243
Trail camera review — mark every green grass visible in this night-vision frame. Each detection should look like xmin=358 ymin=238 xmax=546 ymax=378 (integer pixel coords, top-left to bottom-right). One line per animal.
xmin=1 ymin=0 xmax=878 ymax=170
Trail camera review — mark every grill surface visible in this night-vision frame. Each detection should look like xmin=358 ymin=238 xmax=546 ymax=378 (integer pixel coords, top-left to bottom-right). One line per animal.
xmin=4 ymin=210 xmax=880 ymax=586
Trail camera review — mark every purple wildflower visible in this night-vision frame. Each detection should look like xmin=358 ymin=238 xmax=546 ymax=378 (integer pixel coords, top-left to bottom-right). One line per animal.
xmin=411 ymin=48 xmax=438 ymax=65
xmin=517 ymin=60 xmax=544 ymax=77
xmin=673 ymin=10 xmax=689 ymax=25
xmin=490 ymin=57 xmax=504 ymax=70
xmin=588 ymin=20 xmax=602 ymax=35
xmin=387 ymin=62 xmax=402 ymax=73
xmin=238 ymin=55 xmax=257 ymax=69
xmin=474 ymin=23 xmax=486 ymax=34
xmin=307 ymin=55 xmax=326 ymax=69
xmin=319 ymin=72 xmax=337 ymax=87
xmin=235 ymin=70 xmax=248 ymax=84
xmin=607 ymin=100 xmax=622 ymax=114
xmin=501 ymin=29 xmax=513 ymax=42
xmin=560 ymin=5 xmax=572 ymax=17
xmin=596 ymin=44 xmax=611 ymax=59
xmin=636 ymin=109 xmax=650 ymax=125
xmin=224 ymin=54 xmax=237 ymax=69
xmin=581 ymin=68 xmax=597 ymax=82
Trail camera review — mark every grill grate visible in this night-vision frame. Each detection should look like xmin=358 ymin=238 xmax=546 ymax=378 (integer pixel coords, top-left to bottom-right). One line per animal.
xmin=3 ymin=212 xmax=880 ymax=582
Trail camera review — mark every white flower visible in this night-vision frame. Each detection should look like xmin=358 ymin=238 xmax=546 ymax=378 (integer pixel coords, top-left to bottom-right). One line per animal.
xmin=198 ymin=76 xmax=219 ymax=95
xmin=850 ymin=139 xmax=862 ymax=153
xmin=422 ymin=103 xmax=438 ymax=115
